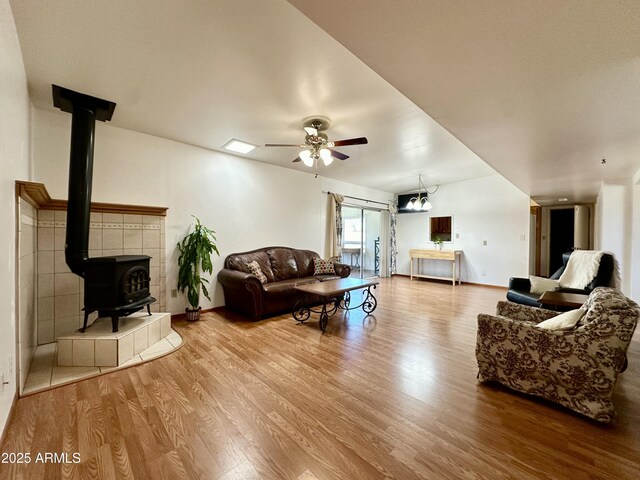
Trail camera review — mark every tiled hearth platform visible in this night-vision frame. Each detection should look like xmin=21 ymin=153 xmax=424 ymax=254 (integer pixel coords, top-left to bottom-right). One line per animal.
xmin=23 ymin=313 xmax=182 ymax=395
xmin=57 ymin=312 xmax=171 ymax=367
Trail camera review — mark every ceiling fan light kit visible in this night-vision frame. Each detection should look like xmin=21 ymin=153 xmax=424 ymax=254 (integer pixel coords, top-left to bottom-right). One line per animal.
xmin=264 ymin=116 xmax=367 ymax=172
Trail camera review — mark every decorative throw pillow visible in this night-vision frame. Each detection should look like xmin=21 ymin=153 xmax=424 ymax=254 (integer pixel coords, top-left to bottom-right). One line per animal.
xmin=313 ymin=258 xmax=336 ymax=275
xmin=535 ymin=308 xmax=585 ymax=331
xmin=246 ymin=261 xmax=267 ymax=284
xmin=529 ymin=276 xmax=560 ymax=295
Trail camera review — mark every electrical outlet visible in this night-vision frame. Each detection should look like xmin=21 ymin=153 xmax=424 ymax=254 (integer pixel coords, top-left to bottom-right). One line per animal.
xmin=520 ymin=234 xmax=526 ymax=241
xmin=482 ymin=240 xmax=487 ymax=246
xmin=171 ymin=289 xmax=178 ymax=298
xmin=481 ymin=271 xmax=486 ymax=276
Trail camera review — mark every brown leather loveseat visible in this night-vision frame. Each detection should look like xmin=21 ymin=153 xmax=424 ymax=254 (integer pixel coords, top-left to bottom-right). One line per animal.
xmin=217 ymin=246 xmax=351 ymax=319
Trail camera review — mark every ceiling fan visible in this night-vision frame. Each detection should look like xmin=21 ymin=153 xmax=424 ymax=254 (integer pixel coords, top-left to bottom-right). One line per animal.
xmin=264 ymin=116 xmax=367 ymax=169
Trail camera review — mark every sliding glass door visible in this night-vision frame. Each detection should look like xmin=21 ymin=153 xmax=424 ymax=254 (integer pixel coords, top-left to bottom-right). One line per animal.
xmin=342 ymin=205 xmax=382 ymax=279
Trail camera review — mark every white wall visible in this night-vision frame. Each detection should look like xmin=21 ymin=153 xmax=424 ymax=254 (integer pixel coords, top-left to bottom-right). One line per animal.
xmin=396 ymin=175 xmax=530 ymax=286
xmin=33 ymin=108 xmax=393 ymax=312
xmin=595 ymin=181 xmax=634 ymax=296
xmin=631 ymin=170 xmax=640 ymax=301
xmin=0 ymin=0 xmax=32 ymax=435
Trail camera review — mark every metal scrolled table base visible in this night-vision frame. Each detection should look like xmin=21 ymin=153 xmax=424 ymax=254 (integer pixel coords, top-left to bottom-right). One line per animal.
xmin=293 ymin=285 xmax=377 ymax=332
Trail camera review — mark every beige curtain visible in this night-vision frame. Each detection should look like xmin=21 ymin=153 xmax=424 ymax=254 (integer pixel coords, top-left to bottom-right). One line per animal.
xmin=325 ymin=193 xmax=345 ymax=260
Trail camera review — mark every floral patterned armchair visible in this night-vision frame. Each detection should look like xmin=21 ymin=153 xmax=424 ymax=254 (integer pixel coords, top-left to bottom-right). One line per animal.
xmin=476 ymin=287 xmax=639 ymax=422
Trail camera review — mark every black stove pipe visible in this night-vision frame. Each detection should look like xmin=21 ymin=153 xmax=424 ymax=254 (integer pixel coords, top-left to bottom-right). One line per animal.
xmin=52 ymin=85 xmax=116 ymax=277
xmin=65 ymin=107 xmax=96 ymax=276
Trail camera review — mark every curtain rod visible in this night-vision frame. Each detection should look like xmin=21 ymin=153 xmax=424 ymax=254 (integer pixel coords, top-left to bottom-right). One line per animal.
xmin=323 ymin=191 xmax=393 ymax=207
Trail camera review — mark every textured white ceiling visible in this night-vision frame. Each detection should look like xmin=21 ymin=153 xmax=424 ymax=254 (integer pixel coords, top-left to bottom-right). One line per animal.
xmin=10 ymin=0 xmax=495 ymax=195
xmin=288 ymin=0 xmax=640 ymax=204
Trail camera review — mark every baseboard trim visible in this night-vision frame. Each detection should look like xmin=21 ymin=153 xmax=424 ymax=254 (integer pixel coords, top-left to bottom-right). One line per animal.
xmin=0 ymin=390 xmax=19 ymax=447
xmin=170 ymin=307 xmax=217 ymax=321
xmin=391 ymin=273 xmax=506 ymax=289
xmin=462 ymin=282 xmax=507 ymax=290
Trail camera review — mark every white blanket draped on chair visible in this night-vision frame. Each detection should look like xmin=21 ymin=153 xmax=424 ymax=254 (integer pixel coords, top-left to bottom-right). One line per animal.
xmin=558 ymin=250 xmax=604 ymax=289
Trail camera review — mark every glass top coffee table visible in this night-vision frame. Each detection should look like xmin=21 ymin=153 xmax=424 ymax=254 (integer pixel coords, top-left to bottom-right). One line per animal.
xmin=292 ymin=277 xmax=379 ymax=332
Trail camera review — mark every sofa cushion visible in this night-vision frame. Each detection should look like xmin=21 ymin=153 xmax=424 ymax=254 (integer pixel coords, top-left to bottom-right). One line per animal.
xmin=262 ymin=277 xmax=318 ymax=294
xmin=245 ymin=261 xmax=267 ymax=284
xmin=313 ymin=258 xmax=335 ymax=275
xmin=267 ymin=248 xmax=299 ymax=281
xmin=226 ymin=251 xmax=275 ymax=282
xmin=313 ymin=274 xmax=341 ymax=282
xmin=292 ymin=249 xmax=319 ymax=277
xmin=529 ymin=276 xmax=559 ymax=295
xmin=535 ymin=308 xmax=585 ymax=330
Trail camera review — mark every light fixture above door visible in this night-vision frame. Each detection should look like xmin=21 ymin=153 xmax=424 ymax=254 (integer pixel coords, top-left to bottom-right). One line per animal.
xmin=405 ymin=174 xmax=438 ymax=211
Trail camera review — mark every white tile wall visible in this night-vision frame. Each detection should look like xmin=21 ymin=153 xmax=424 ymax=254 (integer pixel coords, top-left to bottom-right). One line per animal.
xmin=54 ymin=250 xmax=70 ymax=273
xmin=38 ymin=251 xmax=54 ymax=274
xmin=103 ymin=229 xmax=123 ymax=250
xmin=38 ymin=274 xmax=54 ymax=298
xmin=124 ymin=229 xmax=142 ymax=249
xmin=53 ymin=228 xmax=66 ymax=251
xmin=36 ymin=209 xmax=167 ymax=343
xmin=54 ymin=273 xmax=80 ymax=295
xmin=143 ymin=229 xmax=160 ymax=249
xmin=38 ymin=227 xmax=54 ymax=251
xmin=103 ymin=213 xmax=123 ymax=224
xmin=18 ymin=200 xmax=38 ymax=393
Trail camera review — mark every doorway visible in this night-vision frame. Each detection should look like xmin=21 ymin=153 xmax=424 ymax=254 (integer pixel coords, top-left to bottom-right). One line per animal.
xmin=342 ymin=206 xmax=382 ymax=279
xmin=549 ymin=208 xmax=575 ymax=274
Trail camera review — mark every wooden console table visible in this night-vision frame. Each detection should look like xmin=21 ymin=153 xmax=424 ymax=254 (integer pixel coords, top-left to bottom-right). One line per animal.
xmin=409 ymin=249 xmax=462 ymax=286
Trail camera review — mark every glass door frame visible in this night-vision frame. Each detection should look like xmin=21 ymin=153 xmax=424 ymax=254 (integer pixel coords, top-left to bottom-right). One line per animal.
xmin=341 ymin=203 xmax=384 ymax=280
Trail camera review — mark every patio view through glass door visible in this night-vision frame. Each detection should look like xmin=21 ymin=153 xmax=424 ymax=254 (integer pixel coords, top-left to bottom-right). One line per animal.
xmin=342 ymin=206 xmax=382 ymax=279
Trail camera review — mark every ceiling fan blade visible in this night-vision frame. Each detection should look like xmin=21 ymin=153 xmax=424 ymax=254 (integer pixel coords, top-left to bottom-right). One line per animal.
xmin=292 ymin=156 xmax=302 ymax=163
xmin=329 ymin=149 xmax=349 ymax=160
xmin=265 ymin=143 xmax=302 ymax=147
xmin=304 ymin=127 xmax=318 ymax=136
xmin=332 ymin=137 xmax=368 ymax=147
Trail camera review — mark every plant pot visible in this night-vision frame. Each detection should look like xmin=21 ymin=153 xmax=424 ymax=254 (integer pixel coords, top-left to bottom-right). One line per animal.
xmin=185 ymin=307 xmax=201 ymax=322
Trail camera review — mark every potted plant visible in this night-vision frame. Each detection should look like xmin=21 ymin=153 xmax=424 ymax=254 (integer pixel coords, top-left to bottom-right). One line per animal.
xmin=433 ymin=235 xmax=444 ymax=250
xmin=177 ymin=216 xmax=219 ymax=321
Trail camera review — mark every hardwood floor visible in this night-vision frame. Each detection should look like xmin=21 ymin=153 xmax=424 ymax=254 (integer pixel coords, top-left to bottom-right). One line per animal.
xmin=1 ymin=277 xmax=639 ymax=479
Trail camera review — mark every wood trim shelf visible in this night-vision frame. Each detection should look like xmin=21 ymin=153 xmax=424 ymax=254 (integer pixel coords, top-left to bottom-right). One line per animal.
xmin=16 ymin=181 xmax=168 ymax=216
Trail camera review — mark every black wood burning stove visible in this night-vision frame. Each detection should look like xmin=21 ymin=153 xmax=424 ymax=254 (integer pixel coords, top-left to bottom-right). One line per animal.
xmin=53 ymin=85 xmax=155 ymax=333
xmin=83 ymin=255 xmax=153 ymax=333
